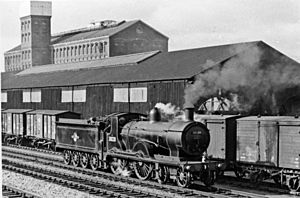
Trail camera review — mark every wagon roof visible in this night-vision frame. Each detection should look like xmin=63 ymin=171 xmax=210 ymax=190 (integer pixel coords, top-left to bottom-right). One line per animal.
xmin=236 ymin=116 xmax=293 ymax=121
xmin=196 ymin=114 xmax=242 ymax=120
xmin=2 ymin=40 xmax=299 ymax=89
xmin=2 ymin=109 xmax=33 ymax=113
xmin=27 ymin=109 xmax=78 ymax=115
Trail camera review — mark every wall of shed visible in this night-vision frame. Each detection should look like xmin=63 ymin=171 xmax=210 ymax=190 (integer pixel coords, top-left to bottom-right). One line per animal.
xmin=1 ymin=80 xmax=186 ymax=118
xmin=110 ymin=21 xmax=168 ymax=56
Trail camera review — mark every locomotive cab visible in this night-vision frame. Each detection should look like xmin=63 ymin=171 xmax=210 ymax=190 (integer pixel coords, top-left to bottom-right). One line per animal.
xmin=105 ymin=112 xmax=147 ymax=151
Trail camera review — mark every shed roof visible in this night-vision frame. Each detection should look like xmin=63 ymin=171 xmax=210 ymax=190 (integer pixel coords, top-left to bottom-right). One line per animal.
xmin=2 ymin=41 xmax=293 ymax=89
xmin=5 ymin=45 xmax=21 ymax=53
xmin=17 ymin=51 xmax=159 ymax=75
xmin=51 ymin=20 xmax=140 ymax=44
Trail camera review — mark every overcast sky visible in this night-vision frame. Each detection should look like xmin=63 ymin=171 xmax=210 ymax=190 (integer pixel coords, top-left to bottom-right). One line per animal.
xmin=0 ymin=0 xmax=299 ymax=72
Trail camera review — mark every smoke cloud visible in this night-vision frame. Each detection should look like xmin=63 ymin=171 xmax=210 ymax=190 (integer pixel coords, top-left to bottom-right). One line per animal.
xmin=184 ymin=43 xmax=300 ymax=114
xmin=155 ymin=102 xmax=203 ymax=122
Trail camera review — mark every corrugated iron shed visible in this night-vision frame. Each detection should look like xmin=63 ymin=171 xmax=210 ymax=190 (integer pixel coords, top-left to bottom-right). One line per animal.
xmin=2 ymin=41 xmax=270 ymax=89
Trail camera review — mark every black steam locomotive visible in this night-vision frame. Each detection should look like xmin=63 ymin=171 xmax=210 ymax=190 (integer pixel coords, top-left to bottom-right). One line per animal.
xmin=55 ymin=107 xmax=217 ymax=187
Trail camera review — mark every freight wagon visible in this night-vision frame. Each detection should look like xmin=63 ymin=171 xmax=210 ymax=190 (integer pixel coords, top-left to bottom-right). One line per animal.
xmin=2 ymin=109 xmax=33 ymax=144
xmin=2 ymin=109 xmax=80 ymax=149
xmin=202 ymin=115 xmax=300 ymax=192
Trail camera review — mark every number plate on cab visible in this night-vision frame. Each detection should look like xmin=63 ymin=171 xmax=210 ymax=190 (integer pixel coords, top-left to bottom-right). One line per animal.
xmin=109 ymin=136 xmax=116 ymax=142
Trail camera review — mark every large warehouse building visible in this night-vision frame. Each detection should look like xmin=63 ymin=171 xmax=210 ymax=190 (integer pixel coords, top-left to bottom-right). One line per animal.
xmin=2 ymin=41 xmax=300 ymax=118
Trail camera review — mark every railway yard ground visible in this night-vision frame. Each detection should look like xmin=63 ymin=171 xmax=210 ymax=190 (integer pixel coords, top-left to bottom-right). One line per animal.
xmin=2 ymin=144 xmax=299 ymax=198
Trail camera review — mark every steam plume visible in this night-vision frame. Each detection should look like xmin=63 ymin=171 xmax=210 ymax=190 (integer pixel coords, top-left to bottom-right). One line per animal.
xmin=155 ymin=102 xmax=203 ymax=122
xmin=184 ymin=43 xmax=300 ymax=113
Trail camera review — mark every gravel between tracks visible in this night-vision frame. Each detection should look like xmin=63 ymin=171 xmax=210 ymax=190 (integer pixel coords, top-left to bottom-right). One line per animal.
xmin=2 ymin=170 xmax=100 ymax=198
xmin=3 ymin=156 xmax=184 ymax=198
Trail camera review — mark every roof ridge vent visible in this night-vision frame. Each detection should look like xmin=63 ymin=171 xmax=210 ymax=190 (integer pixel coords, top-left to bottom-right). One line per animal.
xmin=52 ymin=20 xmax=126 ymax=37
xmin=88 ymin=20 xmax=124 ymax=30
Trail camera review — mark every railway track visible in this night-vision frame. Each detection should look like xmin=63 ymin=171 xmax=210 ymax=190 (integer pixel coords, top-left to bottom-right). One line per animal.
xmin=2 ymin=145 xmax=282 ymax=198
xmin=3 ymin=157 xmax=174 ymax=198
xmin=4 ymin=143 xmax=61 ymax=156
xmin=2 ymin=184 xmax=41 ymax=198
xmin=216 ymin=175 xmax=290 ymax=195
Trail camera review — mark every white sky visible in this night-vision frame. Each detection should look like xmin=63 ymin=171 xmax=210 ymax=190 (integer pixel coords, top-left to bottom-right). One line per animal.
xmin=0 ymin=0 xmax=299 ymax=72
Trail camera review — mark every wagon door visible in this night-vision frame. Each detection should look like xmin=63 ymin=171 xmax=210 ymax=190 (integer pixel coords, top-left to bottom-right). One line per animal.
xmin=206 ymin=120 xmax=226 ymax=159
xmin=278 ymin=118 xmax=300 ymax=169
xmin=237 ymin=118 xmax=259 ymax=162
xmin=6 ymin=113 xmax=12 ymax=135
xmin=258 ymin=121 xmax=278 ymax=166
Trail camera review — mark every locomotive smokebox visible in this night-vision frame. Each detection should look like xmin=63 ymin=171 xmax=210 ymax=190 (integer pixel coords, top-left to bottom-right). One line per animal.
xmin=184 ymin=107 xmax=194 ymax=121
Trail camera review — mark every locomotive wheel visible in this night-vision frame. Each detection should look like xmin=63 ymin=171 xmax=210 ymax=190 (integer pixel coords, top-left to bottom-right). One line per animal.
xmin=176 ymin=167 xmax=191 ymax=188
xmin=63 ymin=150 xmax=72 ymax=165
xmin=234 ymin=167 xmax=246 ymax=179
xmin=72 ymin=151 xmax=80 ymax=167
xmin=273 ymin=175 xmax=281 ymax=185
xmin=110 ymin=158 xmax=129 ymax=176
xmin=133 ymin=143 xmax=154 ymax=180
xmin=90 ymin=154 xmax=99 ymax=171
xmin=17 ymin=137 xmax=23 ymax=146
xmin=157 ymin=165 xmax=169 ymax=184
xmin=203 ymin=170 xmax=216 ymax=186
xmin=80 ymin=153 xmax=89 ymax=169
xmin=134 ymin=160 xmax=153 ymax=180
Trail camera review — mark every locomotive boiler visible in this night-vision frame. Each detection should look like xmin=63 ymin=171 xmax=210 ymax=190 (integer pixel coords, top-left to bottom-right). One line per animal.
xmin=120 ymin=107 xmax=210 ymax=159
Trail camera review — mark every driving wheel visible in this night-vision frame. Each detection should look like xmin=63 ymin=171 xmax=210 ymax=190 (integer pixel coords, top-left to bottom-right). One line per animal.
xmin=176 ymin=167 xmax=191 ymax=188
xmin=63 ymin=150 xmax=71 ymax=165
xmin=80 ymin=152 xmax=89 ymax=168
xmin=157 ymin=165 xmax=169 ymax=184
xmin=89 ymin=154 xmax=99 ymax=171
xmin=72 ymin=151 xmax=80 ymax=167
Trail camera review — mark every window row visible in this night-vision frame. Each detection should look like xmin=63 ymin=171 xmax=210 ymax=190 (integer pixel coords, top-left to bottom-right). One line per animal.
xmin=113 ymin=87 xmax=147 ymax=102
xmin=22 ymin=50 xmax=31 ymax=60
xmin=1 ymin=88 xmax=87 ymax=103
xmin=52 ymin=41 xmax=108 ymax=62
xmin=22 ymin=33 xmax=31 ymax=43
xmin=5 ymin=54 xmax=21 ymax=67
xmin=21 ymin=20 xmax=31 ymax=31
xmin=2 ymin=87 xmax=148 ymax=103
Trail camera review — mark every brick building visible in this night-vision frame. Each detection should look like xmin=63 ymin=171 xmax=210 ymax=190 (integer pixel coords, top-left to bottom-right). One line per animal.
xmin=4 ymin=1 xmax=168 ymax=72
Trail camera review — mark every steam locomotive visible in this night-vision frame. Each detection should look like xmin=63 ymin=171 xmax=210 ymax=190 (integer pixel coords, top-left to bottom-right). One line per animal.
xmin=2 ymin=108 xmax=217 ymax=187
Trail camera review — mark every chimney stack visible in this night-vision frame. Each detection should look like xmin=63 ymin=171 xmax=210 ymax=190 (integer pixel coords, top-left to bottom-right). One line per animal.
xmin=184 ymin=107 xmax=194 ymax=121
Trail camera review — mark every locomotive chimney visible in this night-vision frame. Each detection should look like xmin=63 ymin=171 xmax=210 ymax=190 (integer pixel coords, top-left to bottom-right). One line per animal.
xmin=184 ymin=106 xmax=194 ymax=121
xmin=150 ymin=107 xmax=161 ymax=123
